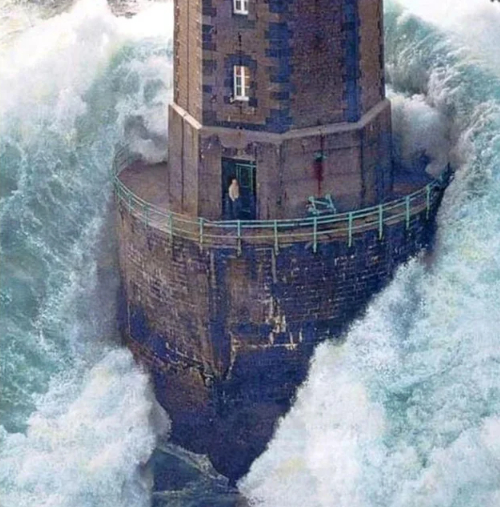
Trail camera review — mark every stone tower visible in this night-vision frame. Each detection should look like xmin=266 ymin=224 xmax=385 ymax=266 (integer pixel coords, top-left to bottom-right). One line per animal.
xmin=167 ymin=0 xmax=392 ymax=221
xmin=115 ymin=0 xmax=447 ymax=482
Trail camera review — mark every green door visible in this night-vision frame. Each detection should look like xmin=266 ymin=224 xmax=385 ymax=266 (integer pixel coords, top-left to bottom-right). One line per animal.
xmin=222 ymin=158 xmax=256 ymax=220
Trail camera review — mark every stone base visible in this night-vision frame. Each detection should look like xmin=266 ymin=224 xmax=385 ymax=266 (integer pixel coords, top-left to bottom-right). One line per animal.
xmin=116 ymin=192 xmax=443 ymax=480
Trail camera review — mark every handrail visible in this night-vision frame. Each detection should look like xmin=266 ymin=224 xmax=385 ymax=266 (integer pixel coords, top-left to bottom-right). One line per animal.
xmin=112 ymin=148 xmax=449 ymax=251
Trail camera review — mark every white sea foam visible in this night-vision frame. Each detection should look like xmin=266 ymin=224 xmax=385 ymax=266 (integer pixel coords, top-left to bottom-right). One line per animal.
xmin=395 ymin=0 xmax=500 ymax=77
xmin=0 ymin=1 xmax=173 ymax=505
xmin=0 ymin=350 xmax=170 ymax=507
xmin=389 ymin=91 xmax=450 ymax=176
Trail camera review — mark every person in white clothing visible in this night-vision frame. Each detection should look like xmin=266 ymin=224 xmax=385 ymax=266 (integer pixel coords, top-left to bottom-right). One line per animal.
xmin=229 ymin=178 xmax=240 ymax=202
xmin=227 ymin=178 xmax=241 ymax=219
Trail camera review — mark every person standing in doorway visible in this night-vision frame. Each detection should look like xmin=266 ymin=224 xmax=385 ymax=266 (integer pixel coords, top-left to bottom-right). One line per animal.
xmin=228 ymin=177 xmax=241 ymax=219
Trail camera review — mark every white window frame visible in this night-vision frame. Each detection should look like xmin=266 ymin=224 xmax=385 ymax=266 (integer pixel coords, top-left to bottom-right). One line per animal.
xmin=233 ymin=0 xmax=249 ymax=15
xmin=233 ymin=65 xmax=250 ymax=101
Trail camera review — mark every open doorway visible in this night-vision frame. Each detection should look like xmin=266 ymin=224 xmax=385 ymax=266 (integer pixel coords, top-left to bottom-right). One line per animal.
xmin=222 ymin=158 xmax=256 ymax=220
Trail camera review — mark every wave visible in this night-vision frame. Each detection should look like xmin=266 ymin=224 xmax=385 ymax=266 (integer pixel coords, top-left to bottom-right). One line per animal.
xmin=0 ymin=1 xmax=172 ymax=505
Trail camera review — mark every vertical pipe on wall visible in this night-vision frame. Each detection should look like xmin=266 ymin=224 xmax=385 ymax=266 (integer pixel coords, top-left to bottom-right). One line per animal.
xmin=313 ymin=216 xmax=318 ymax=253
xmin=199 ymin=217 xmax=205 ymax=250
xmin=274 ymin=220 xmax=279 ymax=254
xmin=237 ymin=220 xmax=242 ymax=255
xmin=405 ymin=196 xmax=410 ymax=230
xmin=378 ymin=204 xmax=384 ymax=240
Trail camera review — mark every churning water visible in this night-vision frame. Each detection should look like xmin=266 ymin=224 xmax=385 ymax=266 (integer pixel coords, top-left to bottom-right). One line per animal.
xmin=1 ymin=0 xmax=499 ymax=506
xmin=0 ymin=1 xmax=173 ymax=505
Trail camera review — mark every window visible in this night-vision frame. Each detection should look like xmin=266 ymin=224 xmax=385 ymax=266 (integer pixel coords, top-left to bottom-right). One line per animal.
xmin=234 ymin=65 xmax=250 ymax=101
xmin=233 ymin=0 xmax=249 ymax=15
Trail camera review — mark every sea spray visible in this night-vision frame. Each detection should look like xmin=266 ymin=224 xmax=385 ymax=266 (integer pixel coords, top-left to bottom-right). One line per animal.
xmin=0 ymin=349 xmax=170 ymax=507
xmin=3 ymin=0 xmax=500 ymax=505
xmin=0 ymin=1 xmax=173 ymax=505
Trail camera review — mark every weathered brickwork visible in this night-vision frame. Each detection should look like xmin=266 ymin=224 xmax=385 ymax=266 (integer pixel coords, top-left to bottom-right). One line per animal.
xmin=288 ymin=0 xmax=346 ymax=127
xmin=174 ymin=0 xmax=202 ymax=119
xmin=201 ymin=0 xmax=281 ymax=129
xmin=358 ymin=0 xmax=385 ymax=113
xmin=116 ymin=192 xmax=442 ymax=480
xmin=174 ymin=0 xmax=386 ymax=132
xmin=166 ymin=107 xmax=201 ymax=216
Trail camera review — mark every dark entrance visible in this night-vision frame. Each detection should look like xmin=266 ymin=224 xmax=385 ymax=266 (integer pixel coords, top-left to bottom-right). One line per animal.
xmin=222 ymin=158 xmax=256 ymax=220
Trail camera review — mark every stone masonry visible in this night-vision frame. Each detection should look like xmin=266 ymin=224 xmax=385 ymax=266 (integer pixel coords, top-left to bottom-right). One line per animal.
xmin=116 ymin=191 xmax=443 ymax=479
xmin=168 ymin=0 xmax=392 ymax=220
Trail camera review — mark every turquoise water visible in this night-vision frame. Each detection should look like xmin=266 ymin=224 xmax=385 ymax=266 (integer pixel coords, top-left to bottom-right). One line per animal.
xmin=1 ymin=1 xmax=500 ymax=506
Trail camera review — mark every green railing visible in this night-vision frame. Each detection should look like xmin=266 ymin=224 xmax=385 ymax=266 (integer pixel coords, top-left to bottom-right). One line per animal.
xmin=113 ymin=149 xmax=449 ymax=253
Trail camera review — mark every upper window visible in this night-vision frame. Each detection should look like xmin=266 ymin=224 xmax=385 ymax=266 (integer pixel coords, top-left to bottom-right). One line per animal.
xmin=234 ymin=65 xmax=250 ymax=101
xmin=233 ymin=0 xmax=249 ymax=15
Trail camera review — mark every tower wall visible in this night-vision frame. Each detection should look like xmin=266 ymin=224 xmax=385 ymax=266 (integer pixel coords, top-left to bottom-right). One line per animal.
xmin=169 ymin=0 xmax=392 ymax=220
xmin=359 ymin=0 xmax=386 ymax=113
xmin=116 ymin=188 xmax=443 ymax=480
xmin=173 ymin=0 xmax=202 ymax=119
xmin=188 ymin=0 xmax=386 ymax=130
xmin=113 ymin=0 xmax=452 ymax=485
xmin=168 ymin=98 xmax=392 ymax=219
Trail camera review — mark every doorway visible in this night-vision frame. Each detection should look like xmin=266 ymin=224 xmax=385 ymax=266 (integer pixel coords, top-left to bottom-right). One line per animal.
xmin=222 ymin=158 xmax=257 ymax=220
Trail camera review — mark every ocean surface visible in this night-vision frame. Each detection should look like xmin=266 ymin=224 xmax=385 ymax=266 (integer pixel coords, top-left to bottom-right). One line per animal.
xmin=1 ymin=0 xmax=499 ymax=506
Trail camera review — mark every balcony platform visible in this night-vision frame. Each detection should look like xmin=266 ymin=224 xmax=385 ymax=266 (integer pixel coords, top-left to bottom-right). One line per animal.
xmin=117 ymin=158 xmax=440 ymax=216
xmin=115 ymin=156 xmax=449 ymax=253
xmin=118 ymin=159 xmax=169 ymax=209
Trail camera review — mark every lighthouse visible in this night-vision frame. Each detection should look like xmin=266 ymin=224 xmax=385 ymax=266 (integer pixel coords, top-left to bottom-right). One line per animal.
xmin=115 ymin=0 xmax=447 ymax=481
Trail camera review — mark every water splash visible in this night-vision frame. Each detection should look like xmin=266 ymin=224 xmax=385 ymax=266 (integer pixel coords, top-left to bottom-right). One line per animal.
xmin=3 ymin=0 xmax=500 ymax=505
xmin=0 ymin=1 xmax=172 ymax=505
xmin=0 ymin=349 xmax=170 ymax=507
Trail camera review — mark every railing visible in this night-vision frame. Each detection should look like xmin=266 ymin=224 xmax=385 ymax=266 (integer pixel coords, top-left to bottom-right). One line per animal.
xmin=113 ymin=149 xmax=449 ymax=253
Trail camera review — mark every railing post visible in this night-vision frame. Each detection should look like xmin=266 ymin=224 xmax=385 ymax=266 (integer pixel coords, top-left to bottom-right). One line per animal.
xmin=348 ymin=212 xmax=353 ymax=247
xmin=145 ymin=203 xmax=150 ymax=227
xmin=199 ymin=217 xmax=204 ymax=251
xmin=378 ymin=204 xmax=384 ymax=240
xmin=426 ymin=185 xmax=431 ymax=219
xmin=313 ymin=216 xmax=318 ymax=253
xmin=274 ymin=220 xmax=279 ymax=255
xmin=237 ymin=220 xmax=242 ymax=256
xmin=405 ymin=196 xmax=410 ymax=230
xmin=128 ymin=191 xmax=132 ymax=214
xmin=168 ymin=212 xmax=173 ymax=240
